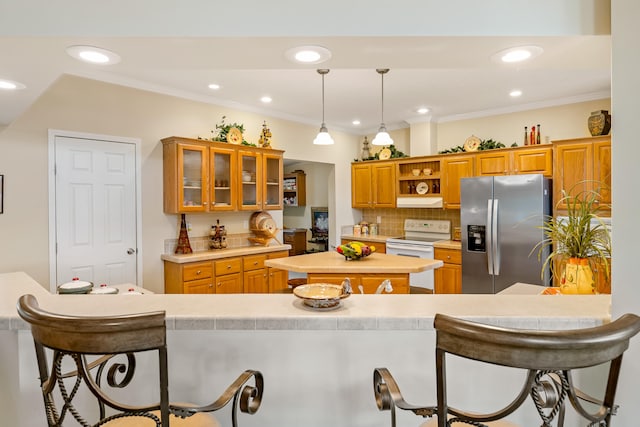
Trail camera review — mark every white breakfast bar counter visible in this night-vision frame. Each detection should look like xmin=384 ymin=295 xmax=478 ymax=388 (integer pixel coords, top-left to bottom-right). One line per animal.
xmin=1 ymin=272 xmax=612 ymax=427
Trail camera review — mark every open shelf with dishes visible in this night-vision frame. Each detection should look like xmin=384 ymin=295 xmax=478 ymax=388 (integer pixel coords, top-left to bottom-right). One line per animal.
xmin=283 ymin=170 xmax=306 ymax=207
xmin=396 ymin=157 xmax=442 ymax=197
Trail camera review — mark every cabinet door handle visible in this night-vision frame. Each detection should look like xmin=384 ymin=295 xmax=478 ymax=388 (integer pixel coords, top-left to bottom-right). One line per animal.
xmin=446 ymin=256 xmax=451 ymax=260
xmin=253 ymin=261 xmax=258 ymax=266
xmin=227 ymin=265 xmax=231 ymax=269
xmin=196 ymin=270 xmax=201 ymax=275
xmin=209 ymin=283 xmax=213 ymax=288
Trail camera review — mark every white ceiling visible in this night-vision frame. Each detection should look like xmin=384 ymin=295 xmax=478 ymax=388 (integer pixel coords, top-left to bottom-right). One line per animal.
xmin=0 ymin=35 xmax=611 ymax=133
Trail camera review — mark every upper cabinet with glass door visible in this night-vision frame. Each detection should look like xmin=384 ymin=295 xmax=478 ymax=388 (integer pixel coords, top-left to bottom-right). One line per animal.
xmin=237 ymin=148 xmax=284 ymax=210
xmin=162 ymin=136 xmax=283 ymax=213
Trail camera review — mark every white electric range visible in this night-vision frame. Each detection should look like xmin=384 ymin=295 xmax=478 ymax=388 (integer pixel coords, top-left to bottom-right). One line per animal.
xmin=386 ymin=219 xmax=451 ymax=291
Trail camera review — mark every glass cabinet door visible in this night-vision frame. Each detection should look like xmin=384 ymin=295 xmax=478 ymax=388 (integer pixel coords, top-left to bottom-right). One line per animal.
xmin=238 ymin=150 xmax=262 ymax=211
xmin=178 ymin=144 xmax=207 ymax=212
xmin=263 ymin=152 xmax=283 ymax=209
xmin=209 ymin=147 xmax=236 ymax=211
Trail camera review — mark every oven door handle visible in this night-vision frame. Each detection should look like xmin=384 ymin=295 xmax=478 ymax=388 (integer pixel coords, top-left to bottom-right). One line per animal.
xmin=386 ymin=245 xmax=434 ymax=254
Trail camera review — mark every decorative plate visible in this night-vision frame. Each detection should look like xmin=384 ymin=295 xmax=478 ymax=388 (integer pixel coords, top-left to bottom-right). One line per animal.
xmin=464 ymin=135 xmax=481 ymax=152
xmin=378 ymin=147 xmax=392 ymax=160
xmin=416 ymin=181 xmax=429 ymax=195
xmin=226 ymin=127 xmax=243 ymax=144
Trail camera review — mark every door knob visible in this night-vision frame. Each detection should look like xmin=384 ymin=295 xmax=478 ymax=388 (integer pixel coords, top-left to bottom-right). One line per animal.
xmin=127 ymin=248 xmax=136 ymax=255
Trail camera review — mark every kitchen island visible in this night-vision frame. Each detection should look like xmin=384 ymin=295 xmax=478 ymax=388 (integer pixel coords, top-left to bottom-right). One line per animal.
xmin=1 ymin=271 xmax=612 ymax=427
xmin=264 ymin=251 xmax=443 ymax=293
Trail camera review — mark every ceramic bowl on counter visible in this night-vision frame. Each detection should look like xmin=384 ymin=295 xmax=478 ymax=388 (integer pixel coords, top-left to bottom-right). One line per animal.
xmin=293 ymin=283 xmax=350 ymax=309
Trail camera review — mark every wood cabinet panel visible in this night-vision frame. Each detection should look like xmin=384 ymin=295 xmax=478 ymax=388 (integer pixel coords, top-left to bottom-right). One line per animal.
xmin=243 ymin=254 xmax=267 ymax=271
xmin=306 ymin=273 xmax=409 ymax=294
xmin=244 ymin=268 xmax=269 ymax=293
xmin=442 ymin=155 xmax=474 ymax=209
xmin=476 ymin=146 xmax=552 ymax=177
xmin=351 ymin=161 xmax=396 ymax=208
xmin=182 ymin=261 xmax=213 ymax=281
xmin=184 ymin=277 xmax=215 ymax=294
xmin=215 ymin=272 xmax=243 ymax=293
xmin=434 ymin=247 xmax=461 ymax=294
xmin=215 ymin=258 xmax=243 ymax=275
xmin=553 ymin=136 xmax=609 ymax=213
xmin=513 ymin=146 xmax=552 ymax=176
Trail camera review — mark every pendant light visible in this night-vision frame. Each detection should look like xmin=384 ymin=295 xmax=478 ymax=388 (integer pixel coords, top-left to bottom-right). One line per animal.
xmin=372 ymin=68 xmax=393 ymax=146
xmin=313 ymin=69 xmax=334 ymax=145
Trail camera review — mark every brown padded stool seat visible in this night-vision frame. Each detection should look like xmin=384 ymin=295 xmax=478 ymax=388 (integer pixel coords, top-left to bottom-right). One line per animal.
xmin=105 ymin=411 xmax=220 ymax=426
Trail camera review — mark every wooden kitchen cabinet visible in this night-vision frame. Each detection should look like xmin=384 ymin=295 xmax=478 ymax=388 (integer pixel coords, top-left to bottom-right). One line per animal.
xmin=307 ymin=273 xmax=409 ymax=294
xmin=351 ymin=161 xmax=396 ymax=208
xmin=164 ymin=260 xmax=215 ymax=294
xmin=162 ymin=136 xmax=283 ymax=213
xmin=442 ymin=155 xmax=474 ymax=209
xmin=267 ymin=251 xmax=290 ymax=293
xmin=553 ymin=136 xmax=610 ymax=213
xmin=214 ymin=257 xmax=243 ymax=293
xmin=396 ymin=157 xmax=442 ymax=198
xmin=434 ymin=247 xmax=461 ymax=294
xmin=475 ymin=145 xmax=552 ymax=177
xmin=164 ymin=250 xmax=289 ymax=294
xmin=283 ymin=171 xmax=306 ymax=206
xmin=285 ymin=228 xmax=308 ymax=256
xmin=243 ymin=254 xmax=268 ymax=293
xmin=238 ymin=149 xmax=283 ymax=211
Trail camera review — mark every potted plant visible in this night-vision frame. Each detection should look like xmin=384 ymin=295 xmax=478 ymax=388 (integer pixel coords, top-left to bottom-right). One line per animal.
xmin=534 ymin=183 xmax=611 ymax=294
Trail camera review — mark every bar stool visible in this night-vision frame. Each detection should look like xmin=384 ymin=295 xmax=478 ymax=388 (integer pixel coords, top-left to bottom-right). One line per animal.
xmin=17 ymin=294 xmax=264 ymax=427
xmin=374 ymin=312 xmax=640 ymax=427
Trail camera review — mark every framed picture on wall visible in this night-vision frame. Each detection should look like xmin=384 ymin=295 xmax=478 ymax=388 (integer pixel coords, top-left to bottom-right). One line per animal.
xmin=0 ymin=174 xmax=3 ymax=214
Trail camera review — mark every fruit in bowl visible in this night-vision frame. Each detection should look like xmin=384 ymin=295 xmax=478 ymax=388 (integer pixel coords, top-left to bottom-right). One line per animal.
xmin=336 ymin=241 xmax=376 ymax=260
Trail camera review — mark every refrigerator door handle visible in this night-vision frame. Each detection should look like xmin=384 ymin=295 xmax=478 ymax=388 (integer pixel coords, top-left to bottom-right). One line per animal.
xmin=486 ymin=199 xmax=494 ymax=275
xmin=492 ymin=198 xmax=500 ymax=275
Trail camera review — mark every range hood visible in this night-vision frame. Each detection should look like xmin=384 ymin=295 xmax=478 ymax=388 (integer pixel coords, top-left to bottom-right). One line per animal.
xmin=396 ymin=196 xmax=443 ymax=208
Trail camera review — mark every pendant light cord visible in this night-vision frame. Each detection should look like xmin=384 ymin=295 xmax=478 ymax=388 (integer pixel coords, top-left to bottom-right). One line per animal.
xmin=322 ymin=72 xmax=326 ymax=123
xmin=380 ymin=71 xmax=384 ymax=124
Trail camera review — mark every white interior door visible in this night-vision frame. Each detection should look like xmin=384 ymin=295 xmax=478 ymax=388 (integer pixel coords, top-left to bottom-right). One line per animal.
xmin=52 ymin=134 xmax=138 ymax=288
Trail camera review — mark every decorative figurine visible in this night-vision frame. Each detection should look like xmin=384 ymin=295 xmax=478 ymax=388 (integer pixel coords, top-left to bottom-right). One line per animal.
xmin=361 ymin=136 xmax=371 ymax=160
xmin=258 ymin=121 xmax=272 ymax=148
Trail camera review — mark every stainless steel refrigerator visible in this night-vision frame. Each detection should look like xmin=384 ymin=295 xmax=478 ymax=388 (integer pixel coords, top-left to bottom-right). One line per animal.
xmin=461 ymin=174 xmax=551 ymax=294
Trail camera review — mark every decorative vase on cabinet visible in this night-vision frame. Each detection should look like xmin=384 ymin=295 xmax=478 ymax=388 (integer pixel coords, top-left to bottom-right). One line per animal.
xmin=588 ymin=110 xmax=611 ymax=136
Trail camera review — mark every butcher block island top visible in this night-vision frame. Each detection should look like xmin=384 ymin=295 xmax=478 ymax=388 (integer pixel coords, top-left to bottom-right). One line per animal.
xmin=264 ymin=250 xmax=443 ymax=274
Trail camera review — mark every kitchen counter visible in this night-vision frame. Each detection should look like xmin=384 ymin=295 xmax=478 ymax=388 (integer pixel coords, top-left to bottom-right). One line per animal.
xmin=340 ymin=234 xmax=400 ymax=243
xmin=263 ymin=250 xmax=442 ymax=274
xmin=1 ymin=272 xmax=612 ymax=427
xmin=433 ymin=239 xmax=462 ymax=250
xmin=161 ymin=244 xmax=291 ymax=263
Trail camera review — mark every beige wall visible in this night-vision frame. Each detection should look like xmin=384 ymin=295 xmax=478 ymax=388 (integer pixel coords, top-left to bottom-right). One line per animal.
xmin=437 ymin=99 xmax=611 ymax=151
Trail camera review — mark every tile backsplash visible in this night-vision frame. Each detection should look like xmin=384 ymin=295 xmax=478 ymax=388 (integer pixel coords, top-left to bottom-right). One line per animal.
xmin=360 ymin=208 xmax=460 ymax=237
xmin=164 ymin=232 xmax=255 ymax=254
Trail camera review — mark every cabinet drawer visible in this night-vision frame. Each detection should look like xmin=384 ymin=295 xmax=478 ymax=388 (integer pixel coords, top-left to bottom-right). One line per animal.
xmin=183 ymin=262 xmax=213 ymax=281
xmin=435 ymin=248 xmax=461 ymax=265
xmin=244 ymin=254 xmax=267 ymax=271
xmin=215 ymin=257 xmax=242 ymax=275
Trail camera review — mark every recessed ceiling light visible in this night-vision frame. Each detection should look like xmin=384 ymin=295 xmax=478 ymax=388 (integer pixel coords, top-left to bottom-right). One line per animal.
xmin=66 ymin=45 xmax=121 ymax=65
xmin=285 ymin=45 xmax=332 ymax=64
xmin=0 ymin=79 xmax=26 ymax=90
xmin=208 ymin=83 xmax=221 ymax=90
xmin=510 ymin=89 xmax=523 ymax=97
xmin=493 ymin=46 xmax=543 ymax=63
xmin=261 ymin=96 xmax=272 ymax=103
xmin=352 ymin=120 xmax=361 ymax=126
xmin=417 ymin=107 xmax=430 ymax=114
